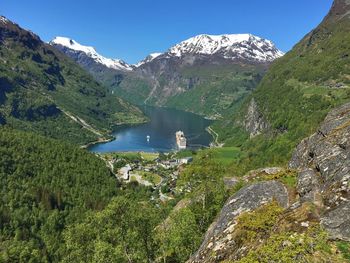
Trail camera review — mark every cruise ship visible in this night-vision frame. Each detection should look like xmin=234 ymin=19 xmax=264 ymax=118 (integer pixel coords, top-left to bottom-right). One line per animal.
xmin=176 ymin=131 xmax=187 ymax=149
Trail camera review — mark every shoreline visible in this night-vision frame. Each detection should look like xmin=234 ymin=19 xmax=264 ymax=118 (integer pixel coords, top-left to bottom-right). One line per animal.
xmin=81 ymin=136 xmax=115 ymax=149
xmin=81 ymin=118 xmax=150 ymax=150
xmin=82 ymin=107 xmax=215 ymax=152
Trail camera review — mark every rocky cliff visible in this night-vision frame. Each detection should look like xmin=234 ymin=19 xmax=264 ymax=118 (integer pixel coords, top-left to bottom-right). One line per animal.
xmin=189 ymin=101 xmax=350 ymax=262
xmin=243 ymin=98 xmax=270 ymax=138
xmin=189 ymin=181 xmax=289 ymax=262
xmin=289 ymin=102 xmax=350 ymax=241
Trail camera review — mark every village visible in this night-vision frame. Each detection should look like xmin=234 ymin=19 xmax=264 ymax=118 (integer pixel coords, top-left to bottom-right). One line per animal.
xmin=97 ymin=150 xmax=193 ymax=201
xmin=94 ymin=131 xmax=196 ymax=201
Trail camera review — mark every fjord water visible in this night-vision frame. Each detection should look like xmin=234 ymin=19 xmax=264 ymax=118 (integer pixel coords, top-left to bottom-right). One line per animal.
xmin=88 ymin=106 xmax=213 ymax=153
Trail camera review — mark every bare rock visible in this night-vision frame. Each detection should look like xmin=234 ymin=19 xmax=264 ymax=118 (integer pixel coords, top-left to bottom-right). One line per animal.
xmin=296 ymin=168 xmax=322 ymax=206
xmin=289 ymin=102 xmax=350 ymax=240
xmin=244 ymin=98 xmax=270 ymax=138
xmin=321 ymin=201 xmax=350 ymax=241
xmin=188 ymin=181 xmax=289 ymax=263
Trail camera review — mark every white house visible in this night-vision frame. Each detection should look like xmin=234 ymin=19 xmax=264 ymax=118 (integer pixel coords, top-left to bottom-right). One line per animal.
xmin=119 ymin=164 xmax=132 ymax=180
xmin=179 ymin=157 xmax=193 ymax=164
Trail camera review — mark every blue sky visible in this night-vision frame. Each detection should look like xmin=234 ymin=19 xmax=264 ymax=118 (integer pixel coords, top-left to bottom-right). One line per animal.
xmin=2 ymin=0 xmax=333 ymax=64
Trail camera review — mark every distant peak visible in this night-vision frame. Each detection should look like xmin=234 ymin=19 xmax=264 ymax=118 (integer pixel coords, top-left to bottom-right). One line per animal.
xmin=135 ymin=33 xmax=283 ymax=67
xmin=149 ymin=52 xmax=162 ymax=58
xmin=50 ymin=36 xmax=132 ymax=71
xmin=167 ymin=33 xmax=283 ymax=62
xmin=50 ymin=36 xmax=97 ymax=54
xmin=135 ymin=52 xmax=162 ymax=67
xmin=191 ymin=33 xmax=254 ymax=42
xmin=325 ymin=0 xmax=350 ymax=21
xmin=0 ymin=16 xmax=9 ymax=24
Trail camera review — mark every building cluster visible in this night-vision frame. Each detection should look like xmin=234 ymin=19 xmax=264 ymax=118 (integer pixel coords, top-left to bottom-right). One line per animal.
xmin=116 ymin=156 xmax=193 ymax=183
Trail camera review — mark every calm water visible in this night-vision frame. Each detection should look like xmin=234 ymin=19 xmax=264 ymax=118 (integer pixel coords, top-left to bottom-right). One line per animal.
xmin=88 ymin=106 xmax=213 ymax=153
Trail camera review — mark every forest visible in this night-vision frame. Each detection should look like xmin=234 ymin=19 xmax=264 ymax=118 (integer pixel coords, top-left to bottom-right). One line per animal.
xmin=0 ymin=128 xmax=231 ymax=262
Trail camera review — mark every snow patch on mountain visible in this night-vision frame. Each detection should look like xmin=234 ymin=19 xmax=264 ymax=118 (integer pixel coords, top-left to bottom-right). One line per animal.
xmin=134 ymin=34 xmax=283 ymax=67
xmin=50 ymin=37 xmax=132 ymax=71
xmin=167 ymin=34 xmax=284 ymax=62
xmin=0 ymin=16 xmax=9 ymax=24
xmin=135 ymin=52 xmax=162 ymax=67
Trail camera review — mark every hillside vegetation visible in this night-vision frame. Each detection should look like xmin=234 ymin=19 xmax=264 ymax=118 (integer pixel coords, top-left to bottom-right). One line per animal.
xmin=0 ymin=128 xmax=230 ymax=262
xmin=165 ymin=64 xmax=264 ymax=117
xmin=0 ymin=17 xmax=145 ymax=144
xmin=0 ymin=128 xmax=118 ymax=261
xmin=213 ymin=0 xmax=350 ymax=175
xmin=2 ymin=1 xmax=350 ymax=262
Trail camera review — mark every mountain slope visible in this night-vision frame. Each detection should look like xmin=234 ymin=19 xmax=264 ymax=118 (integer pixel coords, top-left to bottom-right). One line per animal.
xmin=50 ymin=36 xmax=132 ymax=71
xmin=215 ymin=0 xmax=350 ymax=173
xmin=164 ymin=34 xmax=283 ymax=61
xmin=51 ymin=34 xmax=283 ymax=117
xmin=130 ymin=34 xmax=283 ymax=116
xmin=0 ymin=17 xmax=145 ymax=144
xmin=50 ymin=36 xmax=152 ymax=109
xmin=0 ymin=127 xmax=119 ymax=261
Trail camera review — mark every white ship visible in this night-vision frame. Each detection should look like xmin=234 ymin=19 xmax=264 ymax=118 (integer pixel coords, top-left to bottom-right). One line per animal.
xmin=176 ymin=131 xmax=187 ymax=149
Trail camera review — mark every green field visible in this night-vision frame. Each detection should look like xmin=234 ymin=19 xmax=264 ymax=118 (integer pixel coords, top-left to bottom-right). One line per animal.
xmin=141 ymin=152 xmax=159 ymax=161
xmin=193 ymin=147 xmax=243 ymax=167
xmin=210 ymin=147 xmax=243 ymax=165
xmin=141 ymin=171 xmax=162 ymax=185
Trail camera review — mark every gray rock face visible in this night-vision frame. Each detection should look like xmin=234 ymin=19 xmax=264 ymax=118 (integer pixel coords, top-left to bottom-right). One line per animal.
xmin=244 ymin=98 xmax=270 ymax=138
xmin=321 ymin=201 xmax=350 ymax=241
xmin=188 ymin=102 xmax=350 ymax=262
xmin=326 ymin=0 xmax=350 ymax=21
xmin=297 ymin=168 xmax=322 ymax=205
xmin=189 ymin=181 xmax=289 ymax=262
xmin=289 ymin=102 xmax=350 ymax=240
xmin=289 ymin=102 xmax=350 ymax=201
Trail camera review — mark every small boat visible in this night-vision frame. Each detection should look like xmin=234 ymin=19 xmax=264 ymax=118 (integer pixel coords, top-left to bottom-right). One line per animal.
xmin=146 ymin=135 xmax=150 ymax=142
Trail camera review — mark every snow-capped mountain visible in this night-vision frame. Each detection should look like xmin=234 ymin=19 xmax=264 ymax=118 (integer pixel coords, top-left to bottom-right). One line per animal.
xmin=135 ymin=33 xmax=283 ymax=67
xmin=130 ymin=33 xmax=283 ymax=108
xmin=0 ymin=16 xmax=9 ymax=24
xmin=49 ymin=33 xmax=284 ymax=114
xmin=50 ymin=37 xmax=132 ymax=71
xmin=135 ymin=53 xmax=162 ymax=67
xmin=167 ymin=34 xmax=284 ymax=62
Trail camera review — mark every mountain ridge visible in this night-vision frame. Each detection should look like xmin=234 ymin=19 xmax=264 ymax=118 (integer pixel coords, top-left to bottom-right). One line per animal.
xmin=159 ymin=33 xmax=283 ymax=62
xmin=51 ymin=33 xmax=283 ymax=117
xmin=0 ymin=15 xmax=146 ymax=144
xmin=50 ymin=33 xmax=283 ymax=69
xmin=50 ymin=36 xmax=132 ymax=71
xmin=213 ymin=0 xmax=350 ymax=172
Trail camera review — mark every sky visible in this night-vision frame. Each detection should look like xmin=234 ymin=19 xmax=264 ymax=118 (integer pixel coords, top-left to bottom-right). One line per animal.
xmin=1 ymin=0 xmax=333 ymax=64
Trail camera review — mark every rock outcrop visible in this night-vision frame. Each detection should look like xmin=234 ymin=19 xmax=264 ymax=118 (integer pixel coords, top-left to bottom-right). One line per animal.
xmin=289 ymin=102 xmax=350 ymax=240
xmin=244 ymin=98 xmax=270 ymax=138
xmin=296 ymin=168 xmax=322 ymax=205
xmin=190 ymin=102 xmax=350 ymax=262
xmin=321 ymin=202 xmax=350 ymax=241
xmin=189 ymin=181 xmax=289 ymax=262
